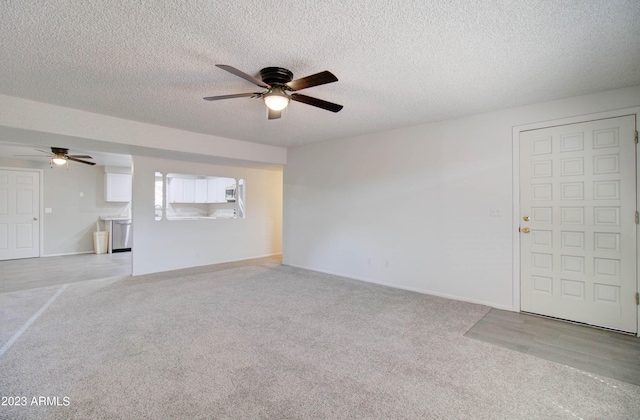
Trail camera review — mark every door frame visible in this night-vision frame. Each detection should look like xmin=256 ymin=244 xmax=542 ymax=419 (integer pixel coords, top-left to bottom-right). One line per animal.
xmin=511 ymin=107 xmax=640 ymax=336
xmin=0 ymin=166 xmax=44 ymax=259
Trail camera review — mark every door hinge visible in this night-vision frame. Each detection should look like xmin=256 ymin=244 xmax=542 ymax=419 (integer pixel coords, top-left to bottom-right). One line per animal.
xmin=636 ymin=293 xmax=639 ymax=305
xmin=636 ymin=211 xmax=639 ymax=225
xmin=635 ymin=130 xmax=639 ymax=144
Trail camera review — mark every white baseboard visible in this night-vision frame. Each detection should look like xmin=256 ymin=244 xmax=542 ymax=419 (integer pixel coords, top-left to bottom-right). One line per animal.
xmin=131 ymin=252 xmax=283 ymax=276
xmin=283 ymin=262 xmax=515 ymax=312
xmin=225 ymin=253 xmax=282 ymax=264
xmin=42 ymin=251 xmax=95 ymax=257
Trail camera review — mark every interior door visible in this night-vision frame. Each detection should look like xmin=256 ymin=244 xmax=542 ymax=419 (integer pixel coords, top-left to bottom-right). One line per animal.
xmin=520 ymin=116 xmax=637 ymax=333
xmin=0 ymin=169 xmax=40 ymax=261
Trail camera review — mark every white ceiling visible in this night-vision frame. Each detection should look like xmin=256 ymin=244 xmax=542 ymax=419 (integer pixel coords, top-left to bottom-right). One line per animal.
xmin=1 ymin=1 xmax=639 ymax=149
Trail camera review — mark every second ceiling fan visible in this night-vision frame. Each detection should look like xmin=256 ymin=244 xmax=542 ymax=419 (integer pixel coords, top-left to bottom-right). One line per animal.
xmin=14 ymin=147 xmax=95 ymax=167
xmin=204 ymin=65 xmax=343 ymax=120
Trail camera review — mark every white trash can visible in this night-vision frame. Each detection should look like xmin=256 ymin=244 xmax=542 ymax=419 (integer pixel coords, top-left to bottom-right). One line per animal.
xmin=93 ymin=231 xmax=109 ymax=254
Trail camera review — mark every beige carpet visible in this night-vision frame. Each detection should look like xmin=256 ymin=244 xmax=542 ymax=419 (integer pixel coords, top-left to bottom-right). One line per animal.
xmin=1 ymin=262 xmax=639 ymax=419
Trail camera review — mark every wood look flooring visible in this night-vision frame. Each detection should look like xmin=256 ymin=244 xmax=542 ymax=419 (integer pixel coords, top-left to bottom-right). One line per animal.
xmin=0 ymin=252 xmax=131 ymax=294
xmin=465 ymin=308 xmax=640 ymax=386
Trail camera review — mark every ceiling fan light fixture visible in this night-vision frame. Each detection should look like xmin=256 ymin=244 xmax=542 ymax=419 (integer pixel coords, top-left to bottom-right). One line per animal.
xmin=263 ymin=88 xmax=290 ymax=111
xmin=206 ymin=65 xmax=342 ymax=120
xmin=52 ymin=156 xmax=67 ymax=165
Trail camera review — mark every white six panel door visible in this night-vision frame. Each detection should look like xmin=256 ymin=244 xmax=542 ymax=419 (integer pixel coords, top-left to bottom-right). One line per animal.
xmin=520 ymin=116 xmax=637 ymax=333
xmin=0 ymin=169 xmax=40 ymax=261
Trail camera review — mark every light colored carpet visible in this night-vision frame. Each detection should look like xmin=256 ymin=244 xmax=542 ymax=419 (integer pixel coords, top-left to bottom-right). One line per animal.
xmin=1 ymin=262 xmax=639 ymax=419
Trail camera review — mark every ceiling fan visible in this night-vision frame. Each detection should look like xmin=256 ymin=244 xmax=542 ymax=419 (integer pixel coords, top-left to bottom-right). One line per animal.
xmin=15 ymin=147 xmax=96 ymax=167
xmin=204 ymin=65 xmax=343 ymax=120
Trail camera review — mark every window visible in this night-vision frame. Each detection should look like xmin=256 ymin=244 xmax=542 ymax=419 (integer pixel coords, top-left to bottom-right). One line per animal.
xmin=154 ymin=172 xmax=163 ymax=221
xmin=160 ymin=173 xmax=245 ymax=220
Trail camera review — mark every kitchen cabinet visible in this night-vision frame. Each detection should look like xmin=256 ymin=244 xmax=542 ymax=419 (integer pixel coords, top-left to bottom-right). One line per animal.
xmin=182 ymin=179 xmax=196 ymax=203
xmin=206 ymin=179 xmax=218 ymax=203
xmin=169 ymin=178 xmax=199 ymax=203
xmin=169 ymin=178 xmax=183 ymax=203
xmin=206 ymin=178 xmax=227 ymax=203
xmin=104 ymin=173 xmax=132 ymax=202
xmin=168 ymin=176 xmax=234 ymax=203
xmin=195 ymin=179 xmax=208 ymax=203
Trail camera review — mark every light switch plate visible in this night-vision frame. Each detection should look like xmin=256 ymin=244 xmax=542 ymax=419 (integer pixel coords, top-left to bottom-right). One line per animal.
xmin=45 ymin=208 xmax=52 ymax=213
xmin=490 ymin=207 xmax=503 ymax=217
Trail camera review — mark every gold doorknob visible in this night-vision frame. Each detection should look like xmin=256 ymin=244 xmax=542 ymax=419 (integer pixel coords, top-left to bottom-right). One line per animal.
xmin=523 ymin=216 xmax=530 ymax=221
xmin=522 ymin=227 xmax=530 ymax=233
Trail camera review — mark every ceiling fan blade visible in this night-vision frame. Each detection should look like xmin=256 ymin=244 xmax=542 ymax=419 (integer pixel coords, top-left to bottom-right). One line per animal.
xmin=14 ymin=154 xmax=49 ymax=157
xmin=67 ymin=155 xmax=93 ymax=159
xmin=34 ymin=149 xmax=54 ymax=155
xmin=291 ymin=94 xmax=343 ymax=113
xmin=67 ymin=156 xmax=96 ymax=165
xmin=203 ymin=92 xmax=259 ymax=101
xmin=267 ymin=108 xmax=282 ymax=120
xmin=215 ymin=65 xmax=270 ymax=89
xmin=286 ymin=71 xmax=338 ymax=91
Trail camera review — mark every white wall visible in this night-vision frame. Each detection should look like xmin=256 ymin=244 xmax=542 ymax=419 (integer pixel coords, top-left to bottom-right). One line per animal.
xmin=0 ymin=158 xmax=129 ymax=256
xmin=132 ymin=156 xmax=282 ymax=275
xmin=283 ymin=86 xmax=640 ymax=310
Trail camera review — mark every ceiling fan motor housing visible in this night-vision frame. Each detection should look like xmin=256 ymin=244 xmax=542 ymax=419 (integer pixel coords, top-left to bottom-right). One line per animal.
xmin=259 ymin=67 xmax=293 ymax=86
xmin=51 ymin=147 xmax=69 ymax=155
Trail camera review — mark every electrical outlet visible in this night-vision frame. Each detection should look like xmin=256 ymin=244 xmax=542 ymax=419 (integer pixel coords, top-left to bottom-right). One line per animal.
xmin=79 ymin=192 xmax=84 ymax=198
xmin=490 ymin=207 xmax=503 ymax=217
xmin=384 ymin=259 xmax=390 ymax=268
xmin=367 ymin=256 xmax=372 ymax=265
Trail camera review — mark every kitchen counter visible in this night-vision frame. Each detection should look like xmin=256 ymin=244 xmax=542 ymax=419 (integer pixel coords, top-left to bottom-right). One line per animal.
xmin=166 ymin=216 xmax=234 ymax=220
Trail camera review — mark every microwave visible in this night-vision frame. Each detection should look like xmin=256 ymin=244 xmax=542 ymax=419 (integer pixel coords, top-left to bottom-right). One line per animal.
xmin=225 ymin=186 xmax=236 ymax=201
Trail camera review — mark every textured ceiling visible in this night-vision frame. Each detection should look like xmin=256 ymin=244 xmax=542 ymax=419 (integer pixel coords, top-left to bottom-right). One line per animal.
xmin=1 ymin=1 xmax=639 ymax=148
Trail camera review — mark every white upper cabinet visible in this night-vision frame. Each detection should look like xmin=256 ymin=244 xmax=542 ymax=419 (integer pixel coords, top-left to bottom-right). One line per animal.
xmin=195 ymin=179 xmax=208 ymax=203
xmin=206 ymin=178 xmax=218 ymax=203
xmin=169 ymin=178 xmax=196 ymax=203
xmin=168 ymin=177 xmax=183 ymax=203
xmin=104 ymin=173 xmax=132 ymax=202
xmin=167 ymin=175 xmax=236 ymax=204
xmin=207 ymin=178 xmax=228 ymax=203
xmin=182 ymin=179 xmax=196 ymax=203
